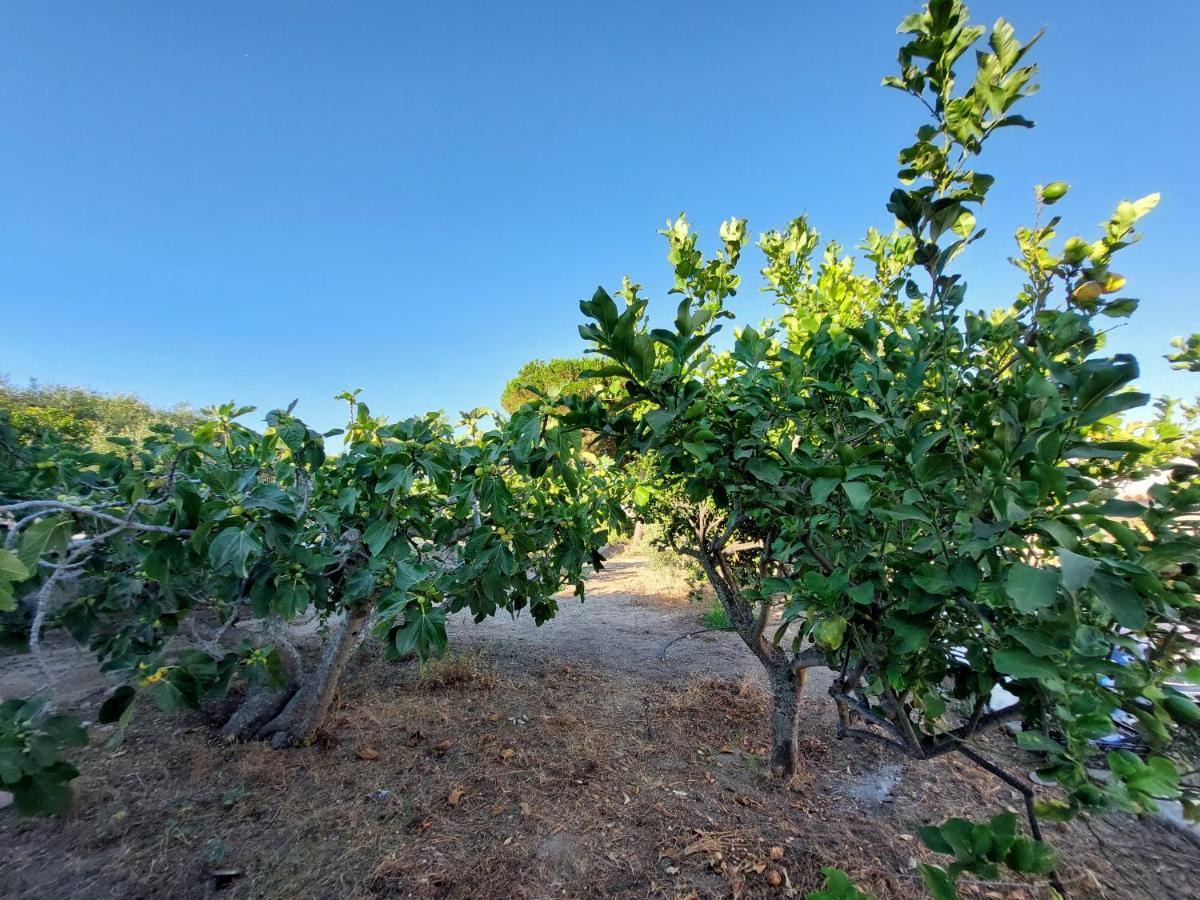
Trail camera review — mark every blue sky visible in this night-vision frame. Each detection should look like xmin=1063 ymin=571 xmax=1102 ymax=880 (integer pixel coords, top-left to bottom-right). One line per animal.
xmin=2 ymin=1 xmax=1197 ymax=435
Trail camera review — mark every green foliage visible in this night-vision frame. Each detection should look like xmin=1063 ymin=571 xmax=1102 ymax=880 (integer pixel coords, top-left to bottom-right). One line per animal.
xmin=1169 ymin=334 xmax=1200 ymax=373
xmin=0 ymin=376 xmax=194 ymax=456
xmin=918 ymin=813 xmax=1057 ymax=898
xmin=571 ymin=0 xmax=1200 ymax=887
xmin=0 ymin=695 xmax=87 ymax=816
xmin=806 ymin=867 xmax=872 ymax=900
xmin=2 ymin=392 xmax=626 ymax=813
xmin=701 ymin=597 xmax=732 ymax=630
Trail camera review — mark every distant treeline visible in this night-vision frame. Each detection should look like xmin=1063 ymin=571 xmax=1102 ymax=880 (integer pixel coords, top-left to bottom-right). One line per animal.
xmin=0 ymin=376 xmax=195 ymax=453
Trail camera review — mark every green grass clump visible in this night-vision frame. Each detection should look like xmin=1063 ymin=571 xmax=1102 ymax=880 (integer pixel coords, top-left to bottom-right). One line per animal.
xmin=701 ymin=599 xmax=732 ymax=631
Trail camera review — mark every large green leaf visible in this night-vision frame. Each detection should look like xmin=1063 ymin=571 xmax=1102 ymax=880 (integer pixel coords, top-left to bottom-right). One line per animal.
xmin=1007 ymin=627 xmax=1061 ymax=658
xmin=993 ymin=649 xmax=1059 ymax=680
xmin=0 ymin=548 xmax=31 ymax=581
xmin=1057 ymin=548 xmax=1098 ymax=594
xmin=746 ymin=457 xmax=783 ymax=485
xmin=393 ymin=606 xmax=448 ymax=661
xmin=918 ymin=864 xmax=958 ymax=900
xmin=98 ymin=686 xmax=137 ymax=725
xmin=1005 ymin=563 xmax=1059 ymax=612
xmin=1091 ymin=573 xmax=1147 ymax=629
xmin=207 ymin=527 xmax=260 ymax=577
xmin=812 ymin=477 xmax=839 ymax=505
xmin=17 ymin=516 xmax=71 ymax=569
xmin=841 ymin=481 xmax=871 ymax=512
xmin=362 ymin=518 xmax=398 ymax=556
xmin=11 ymin=763 xmax=79 ymax=816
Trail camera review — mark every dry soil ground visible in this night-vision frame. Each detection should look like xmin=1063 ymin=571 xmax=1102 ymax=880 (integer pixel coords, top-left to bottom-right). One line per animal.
xmin=2 ymin=554 xmax=1199 ymax=899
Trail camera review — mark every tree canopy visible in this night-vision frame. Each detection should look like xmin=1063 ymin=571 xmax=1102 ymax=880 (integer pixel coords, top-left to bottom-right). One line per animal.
xmin=500 ymin=358 xmax=597 ymax=414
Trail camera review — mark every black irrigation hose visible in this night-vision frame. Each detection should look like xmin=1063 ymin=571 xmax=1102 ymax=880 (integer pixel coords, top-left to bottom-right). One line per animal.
xmin=658 ymin=627 xmax=733 ymax=661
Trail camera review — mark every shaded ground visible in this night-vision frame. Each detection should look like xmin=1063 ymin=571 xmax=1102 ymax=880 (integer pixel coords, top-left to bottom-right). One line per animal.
xmin=2 ymin=555 xmax=1199 ymax=899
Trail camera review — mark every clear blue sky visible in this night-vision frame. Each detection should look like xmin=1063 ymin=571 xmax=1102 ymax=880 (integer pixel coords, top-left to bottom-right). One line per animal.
xmin=3 ymin=1 xmax=1197 ymax=435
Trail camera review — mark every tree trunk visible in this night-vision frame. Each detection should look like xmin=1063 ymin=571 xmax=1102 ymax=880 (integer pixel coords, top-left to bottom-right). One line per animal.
xmin=631 ymin=520 xmax=645 ymax=545
xmin=221 ymin=633 xmax=303 ymax=743
xmin=768 ymin=663 xmax=803 ymax=777
xmin=257 ymin=603 xmax=372 ymax=748
xmin=696 ymin=543 xmax=808 ymax=777
xmin=222 ymin=670 xmax=298 ymax=743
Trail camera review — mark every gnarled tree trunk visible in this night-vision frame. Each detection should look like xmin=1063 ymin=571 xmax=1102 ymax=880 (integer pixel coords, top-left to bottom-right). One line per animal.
xmin=259 ymin=603 xmax=373 ymax=747
xmin=221 ymin=635 xmax=302 ymax=743
xmin=222 ymin=602 xmax=373 ymax=747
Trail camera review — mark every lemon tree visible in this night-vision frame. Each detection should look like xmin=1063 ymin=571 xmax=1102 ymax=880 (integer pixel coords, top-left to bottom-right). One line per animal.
xmin=573 ymin=2 xmax=1199 ymax=895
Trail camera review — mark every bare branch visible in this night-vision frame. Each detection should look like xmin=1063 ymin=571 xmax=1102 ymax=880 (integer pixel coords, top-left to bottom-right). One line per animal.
xmin=793 ymin=645 xmax=827 ymax=671
xmin=925 ymin=703 xmax=1023 ymax=757
xmin=830 ymin=689 xmax=908 ymax=746
xmin=955 ymin=744 xmax=1068 ymax=897
xmin=753 ymin=594 xmax=772 ymax=646
xmin=709 ymin=503 xmax=741 ymax=554
xmin=0 ymin=500 xmax=190 ymax=536
xmin=839 ymin=726 xmax=911 ymax=754
xmin=724 ymin=541 xmax=764 ymax=554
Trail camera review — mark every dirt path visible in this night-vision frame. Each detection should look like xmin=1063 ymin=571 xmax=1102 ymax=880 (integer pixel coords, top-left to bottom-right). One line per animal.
xmin=452 ymin=554 xmax=831 ymax=690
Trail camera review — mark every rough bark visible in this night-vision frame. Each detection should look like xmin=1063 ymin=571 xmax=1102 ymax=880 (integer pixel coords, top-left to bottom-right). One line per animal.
xmin=257 ymin=604 xmax=373 ymax=747
xmin=768 ymin=664 xmax=803 ymax=776
xmin=696 ymin=542 xmax=808 ymax=776
xmin=221 ymin=635 xmax=303 ymax=743
xmin=222 ymin=679 xmax=298 ymax=743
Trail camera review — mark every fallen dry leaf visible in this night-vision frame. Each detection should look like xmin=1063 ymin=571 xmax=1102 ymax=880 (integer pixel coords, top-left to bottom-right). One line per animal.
xmin=356 ymin=747 xmax=380 ymax=761
xmin=448 ymin=787 xmax=466 ymax=807
xmin=519 ymin=801 xmax=531 ymax=816
xmin=489 ymin=803 xmax=505 ymax=816
xmin=499 ymin=747 xmax=515 ymax=760
xmin=766 ymin=869 xmax=782 ymax=887
xmin=435 ymin=739 xmax=453 ymax=753
xmin=769 ymin=846 xmax=784 ymax=861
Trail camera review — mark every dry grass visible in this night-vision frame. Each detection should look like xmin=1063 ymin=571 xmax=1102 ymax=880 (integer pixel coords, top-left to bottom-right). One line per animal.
xmin=417 ymin=649 xmax=497 ymax=690
xmin=3 ymin=646 xmax=1199 ymax=899
xmin=613 ymin=537 xmax=710 ymax=604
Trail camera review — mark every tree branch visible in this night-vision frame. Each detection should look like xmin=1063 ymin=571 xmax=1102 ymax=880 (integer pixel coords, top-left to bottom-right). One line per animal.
xmin=793 ymin=645 xmax=828 ymax=671
xmin=830 ymin=689 xmax=908 ymax=746
xmin=709 ymin=503 xmax=741 ymax=554
xmin=0 ymin=500 xmax=191 ymax=536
